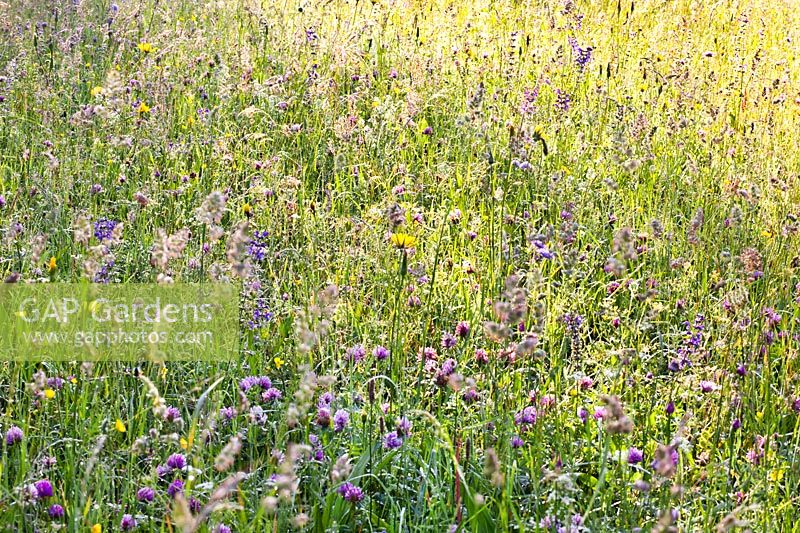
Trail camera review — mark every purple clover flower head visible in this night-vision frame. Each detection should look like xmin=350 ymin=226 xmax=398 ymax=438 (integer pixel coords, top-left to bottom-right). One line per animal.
xmin=441 ymin=332 xmax=457 ymax=349
xmin=167 ymin=479 xmax=184 ymax=498
xmin=121 ymin=513 xmax=137 ymax=530
xmin=214 ymin=525 xmax=232 ymax=533
xmin=627 ymin=447 xmax=644 ymax=464
xmin=347 ymin=345 xmax=366 ymax=363
xmin=383 ymin=431 xmax=403 ymax=450
xmin=318 ymin=392 xmax=334 ymax=406
xmin=220 ymin=406 xmax=236 ymax=420
xmin=454 ymin=321 xmax=470 ymax=338
xmin=577 ymin=406 xmax=588 ymax=423
xmin=514 ymin=406 xmax=538 ymax=426
xmin=337 ymin=482 xmax=364 ymax=503
xmin=137 ymin=486 xmax=155 ymax=502
xmin=511 ymin=435 xmax=525 ymax=448
xmin=316 ymin=407 xmax=331 ymax=427
xmin=262 ymin=387 xmax=282 ymax=402
xmin=166 ymin=453 xmax=187 ymax=470
xmin=34 ymin=479 xmax=53 ymax=499
xmin=373 ymin=345 xmax=389 ymax=360
xmin=333 ymin=409 xmax=349 ymax=432
xmin=5 ymin=425 xmax=23 ymax=445
xmin=164 ymin=406 xmax=182 ymax=423
xmin=396 ymin=416 xmax=412 ymax=436
xmin=48 ymin=504 xmax=65 ymax=519
xmin=666 ymin=401 xmax=675 ymax=415
xmin=699 ymin=380 xmax=716 ymax=393
xmin=93 ymin=218 xmax=118 ymax=241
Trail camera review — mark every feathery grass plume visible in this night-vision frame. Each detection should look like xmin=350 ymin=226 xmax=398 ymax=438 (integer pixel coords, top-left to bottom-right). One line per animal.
xmin=483 ymin=448 xmax=504 ymax=488
xmin=602 ymin=395 xmax=633 ymax=434
xmin=225 ymin=221 xmax=251 ymax=278
xmin=151 ymin=227 xmax=191 ymax=272
xmin=140 ymin=374 xmax=167 ymax=419
xmin=214 ymin=436 xmax=241 ymax=472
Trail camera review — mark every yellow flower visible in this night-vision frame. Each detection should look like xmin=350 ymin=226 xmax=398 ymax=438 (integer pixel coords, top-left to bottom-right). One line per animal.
xmin=48 ymin=256 xmax=57 ymax=273
xmin=180 ymin=437 xmax=188 ymax=450
xmin=137 ymin=102 xmax=151 ymax=114
xmin=90 ymin=86 xmax=104 ymax=97
xmin=274 ymin=356 xmax=285 ymax=369
xmin=91 ymin=524 xmax=102 ymax=533
xmin=115 ymin=419 xmax=126 ymax=433
xmin=44 ymin=389 xmax=55 ymax=399
xmin=242 ymin=203 xmax=253 ymax=217
xmin=137 ymin=42 xmax=153 ymax=54
xmin=532 ymin=125 xmax=547 ymax=141
xmin=390 ymin=233 xmax=417 ymax=250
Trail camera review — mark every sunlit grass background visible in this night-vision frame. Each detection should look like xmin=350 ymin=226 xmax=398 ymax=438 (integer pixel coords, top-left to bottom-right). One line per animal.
xmin=1 ymin=0 xmax=800 ymax=530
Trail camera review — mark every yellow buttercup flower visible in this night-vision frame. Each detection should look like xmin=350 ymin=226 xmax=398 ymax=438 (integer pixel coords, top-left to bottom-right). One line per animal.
xmin=90 ymin=86 xmax=104 ymax=97
xmin=274 ymin=356 xmax=285 ymax=369
xmin=115 ymin=419 xmax=126 ymax=433
xmin=137 ymin=42 xmax=153 ymax=54
xmin=390 ymin=233 xmax=417 ymax=250
xmin=180 ymin=437 xmax=188 ymax=450
xmin=91 ymin=524 xmax=102 ymax=533
xmin=137 ymin=102 xmax=151 ymax=114
xmin=48 ymin=256 xmax=57 ymax=273
xmin=44 ymin=389 xmax=55 ymax=399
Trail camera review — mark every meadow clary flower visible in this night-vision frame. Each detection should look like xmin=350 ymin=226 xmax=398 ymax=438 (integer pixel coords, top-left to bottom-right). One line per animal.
xmin=93 ymin=218 xmax=118 ymax=241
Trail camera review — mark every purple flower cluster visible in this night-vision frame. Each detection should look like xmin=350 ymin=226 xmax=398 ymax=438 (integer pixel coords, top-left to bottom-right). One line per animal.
xmin=93 ymin=218 xmax=118 ymax=241
xmin=337 ymin=482 xmax=364 ymax=503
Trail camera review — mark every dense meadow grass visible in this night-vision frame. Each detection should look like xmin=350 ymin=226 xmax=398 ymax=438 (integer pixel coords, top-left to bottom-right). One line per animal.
xmin=2 ymin=0 xmax=800 ymax=530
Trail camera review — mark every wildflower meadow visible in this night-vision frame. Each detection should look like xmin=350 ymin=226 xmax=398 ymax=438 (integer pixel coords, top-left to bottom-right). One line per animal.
xmin=1 ymin=0 xmax=800 ymax=531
